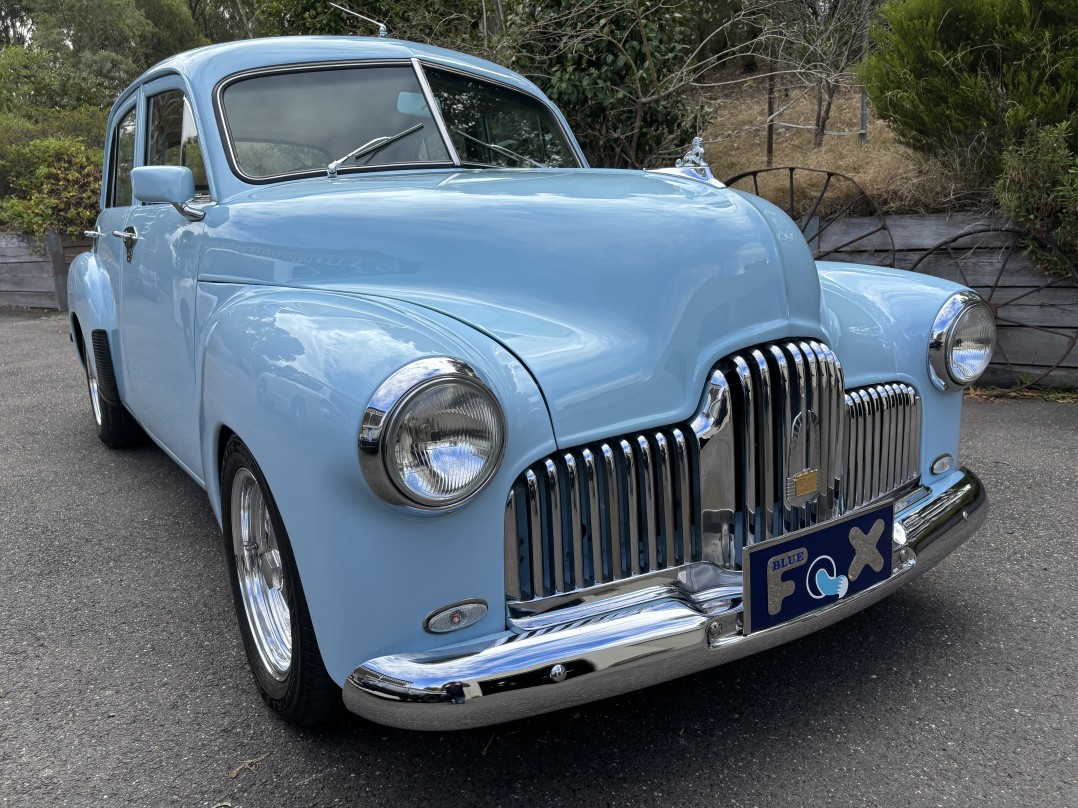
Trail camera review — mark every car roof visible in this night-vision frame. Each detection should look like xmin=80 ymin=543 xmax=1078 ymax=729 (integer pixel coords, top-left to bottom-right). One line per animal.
xmin=113 ymin=35 xmax=544 ymax=114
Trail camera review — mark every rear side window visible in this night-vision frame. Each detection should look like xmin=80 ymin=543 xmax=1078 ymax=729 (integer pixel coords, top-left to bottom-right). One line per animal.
xmin=108 ymin=107 xmax=137 ymax=207
xmin=146 ymin=90 xmax=209 ymax=196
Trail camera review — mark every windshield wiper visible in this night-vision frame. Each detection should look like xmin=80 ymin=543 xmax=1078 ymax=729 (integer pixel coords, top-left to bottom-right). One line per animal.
xmin=453 ymin=130 xmax=547 ymax=168
xmin=327 ymin=123 xmax=424 ymax=177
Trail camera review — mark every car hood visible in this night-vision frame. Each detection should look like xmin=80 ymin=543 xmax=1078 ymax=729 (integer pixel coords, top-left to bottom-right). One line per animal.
xmin=203 ymin=169 xmax=824 ymax=446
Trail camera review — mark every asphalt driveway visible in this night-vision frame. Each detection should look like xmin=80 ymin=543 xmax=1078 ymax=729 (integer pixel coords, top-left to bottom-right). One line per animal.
xmin=1 ymin=306 xmax=1075 ymax=808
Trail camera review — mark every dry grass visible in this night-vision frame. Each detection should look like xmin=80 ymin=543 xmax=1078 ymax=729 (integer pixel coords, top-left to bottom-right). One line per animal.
xmin=696 ymin=71 xmax=990 ymax=216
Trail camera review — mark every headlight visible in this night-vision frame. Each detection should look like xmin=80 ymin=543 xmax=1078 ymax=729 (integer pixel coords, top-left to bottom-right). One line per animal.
xmin=928 ymin=291 xmax=996 ymax=391
xmin=360 ymin=357 xmax=506 ymax=509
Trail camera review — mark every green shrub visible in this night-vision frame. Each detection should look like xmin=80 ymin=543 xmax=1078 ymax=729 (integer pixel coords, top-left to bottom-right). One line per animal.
xmin=862 ymin=0 xmax=1078 ymax=183
xmin=995 ymin=122 xmax=1078 ymax=259
xmin=0 ymin=137 xmax=102 ymax=238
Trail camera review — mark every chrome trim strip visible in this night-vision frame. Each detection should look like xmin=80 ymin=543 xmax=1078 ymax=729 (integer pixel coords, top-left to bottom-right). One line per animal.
xmin=411 ymin=57 xmax=460 ymax=166
xmin=345 ymin=468 xmax=986 ymax=730
xmin=694 ymin=370 xmax=735 ymax=567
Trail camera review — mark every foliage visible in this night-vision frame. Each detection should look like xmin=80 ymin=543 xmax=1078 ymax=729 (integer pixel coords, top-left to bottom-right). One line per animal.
xmin=255 ymin=0 xmax=484 ymax=47
xmin=861 ymin=0 xmax=1078 ymax=182
xmin=994 ymin=122 xmax=1078 ymax=259
xmin=503 ymin=1 xmax=704 ymax=168
xmin=0 ymin=137 xmax=102 ymax=238
xmin=256 ymin=0 xmax=762 ymax=169
xmin=0 ymin=45 xmax=113 ymax=111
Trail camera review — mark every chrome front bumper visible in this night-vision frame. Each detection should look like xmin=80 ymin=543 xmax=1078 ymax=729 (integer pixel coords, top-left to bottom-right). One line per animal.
xmin=343 ymin=468 xmax=986 ymax=730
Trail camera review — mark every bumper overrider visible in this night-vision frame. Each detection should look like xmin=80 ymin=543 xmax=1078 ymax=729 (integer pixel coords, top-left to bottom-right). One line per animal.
xmin=343 ymin=468 xmax=986 ymax=730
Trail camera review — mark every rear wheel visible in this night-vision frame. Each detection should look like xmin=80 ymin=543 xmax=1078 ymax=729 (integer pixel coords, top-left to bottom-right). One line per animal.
xmin=221 ymin=437 xmax=338 ymax=725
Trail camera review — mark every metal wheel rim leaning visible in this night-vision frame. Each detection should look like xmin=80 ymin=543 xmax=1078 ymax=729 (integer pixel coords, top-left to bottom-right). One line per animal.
xmin=86 ymin=362 xmax=103 ymax=427
xmin=231 ymin=467 xmax=292 ymax=681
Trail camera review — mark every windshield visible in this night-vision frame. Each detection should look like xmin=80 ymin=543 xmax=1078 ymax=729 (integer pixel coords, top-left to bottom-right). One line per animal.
xmin=218 ymin=62 xmax=580 ymax=181
xmin=424 ymin=67 xmax=578 ymax=169
xmin=220 ymin=64 xmax=452 ymax=180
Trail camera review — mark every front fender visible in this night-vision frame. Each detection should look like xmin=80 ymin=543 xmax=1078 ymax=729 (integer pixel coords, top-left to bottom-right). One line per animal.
xmin=197 ymin=285 xmax=554 ymax=685
xmin=818 ymin=261 xmax=973 ymax=488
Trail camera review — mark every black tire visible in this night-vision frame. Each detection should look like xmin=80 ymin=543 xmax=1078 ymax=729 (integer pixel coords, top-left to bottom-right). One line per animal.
xmin=84 ymin=330 xmax=146 ymax=449
xmin=221 ymin=437 xmax=339 ymax=725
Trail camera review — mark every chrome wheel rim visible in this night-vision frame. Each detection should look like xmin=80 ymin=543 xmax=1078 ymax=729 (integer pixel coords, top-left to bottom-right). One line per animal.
xmin=87 ymin=361 xmax=102 ymax=427
xmin=230 ymin=468 xmax=291 ymax=681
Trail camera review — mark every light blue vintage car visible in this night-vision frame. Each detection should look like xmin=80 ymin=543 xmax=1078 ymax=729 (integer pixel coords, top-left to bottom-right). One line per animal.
xmin=68 ymin=36 xmax=993 ymax=729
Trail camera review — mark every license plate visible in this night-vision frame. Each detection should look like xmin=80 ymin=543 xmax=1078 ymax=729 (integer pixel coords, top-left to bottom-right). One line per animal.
xmin=742 ymin=501 xmax=894 ymax=634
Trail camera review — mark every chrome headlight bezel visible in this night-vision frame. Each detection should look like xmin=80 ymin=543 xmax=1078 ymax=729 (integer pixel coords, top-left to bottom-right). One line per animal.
xmin=359 ymin=357 xmax=506 ymax=510
xmin=928 ymin=291 xmax=996 ymax=391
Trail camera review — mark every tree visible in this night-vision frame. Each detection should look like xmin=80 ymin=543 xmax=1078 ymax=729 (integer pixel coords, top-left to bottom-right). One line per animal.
xmin=861 ymin=0 xmax=1078 ymax=180
xmin=256 ymin=0 xmax=765 ymax=168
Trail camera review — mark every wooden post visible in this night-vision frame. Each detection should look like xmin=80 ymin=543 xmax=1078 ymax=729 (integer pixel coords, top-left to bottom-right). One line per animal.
xmin=766 ymin=44 xmax=775 ymax=168
xmin=45 ymin=230 xmax=69 ymax=311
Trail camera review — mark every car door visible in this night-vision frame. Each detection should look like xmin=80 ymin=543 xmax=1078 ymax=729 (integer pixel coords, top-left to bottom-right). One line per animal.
xmin=119 ymin=79 xmax=211 ymax=478
xmin=94 ymin=102 xmax=138 ymax=316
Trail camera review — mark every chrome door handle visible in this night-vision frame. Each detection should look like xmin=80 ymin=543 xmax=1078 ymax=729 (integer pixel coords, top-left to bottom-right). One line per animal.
xmin=84 ymin=229 xmax=107 ymax=239
xmin=112 ymin=227 xmax=139 ymax=262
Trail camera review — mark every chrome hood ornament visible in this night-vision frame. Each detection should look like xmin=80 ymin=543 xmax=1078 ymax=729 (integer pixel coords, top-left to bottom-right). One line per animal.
xmin=674 ymin=136 xmax=714 ymax=182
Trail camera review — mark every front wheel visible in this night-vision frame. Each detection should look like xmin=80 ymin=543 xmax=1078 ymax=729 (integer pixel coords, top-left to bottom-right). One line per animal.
xmin=221 ymin=437 xmax=338 ymax=725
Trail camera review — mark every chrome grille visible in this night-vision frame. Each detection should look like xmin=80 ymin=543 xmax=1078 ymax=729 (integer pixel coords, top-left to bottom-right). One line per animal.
xmin=504 ymin=426 xmax=698 ymax=601
xmin=699 ymin=341 xmax=846 ymax=569
xmin=505 ymin=339 xmax=923 ymax=606
xmin=843 ymin=383 xmax=921 ymax=511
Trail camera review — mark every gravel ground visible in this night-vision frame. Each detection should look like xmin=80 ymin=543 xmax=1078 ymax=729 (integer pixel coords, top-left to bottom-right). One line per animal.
xmin=1 ymin=306 xmax=1075 ymax=808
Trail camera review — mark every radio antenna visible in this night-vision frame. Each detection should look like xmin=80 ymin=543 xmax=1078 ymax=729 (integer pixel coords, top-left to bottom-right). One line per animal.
xmin=328 ymin=2 xmax=388 ymax=37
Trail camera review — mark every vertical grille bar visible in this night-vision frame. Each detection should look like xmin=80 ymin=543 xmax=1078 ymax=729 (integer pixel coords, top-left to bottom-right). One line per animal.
xmin=655 ymin=432 xmax=677 ymax=569
xmin=635 ymin=435 xmax=657 ymax=572
xmin=544 ymin=459 xmax=564 ymax=594
xmin=564 ymin=453 xmax=584 ymax=591
xmin=582 ymin=448 xmax=602 ymax=586
xmin=619 ymin=439 xmax=639 ymax=577
xmin=750 ymin=350 xmax=775 ymax=541
xmin=505 ymin=490 xmax=520 ymax=600
xmin=673 ymin=428 xmax=693 ymax=565
xmin=601 ymin=444 xmax=622 ymax=581
xmin=730 ymin=357 xmax=757 ymax=544
xmin=525 ymin=470 xmax=543 ymax=598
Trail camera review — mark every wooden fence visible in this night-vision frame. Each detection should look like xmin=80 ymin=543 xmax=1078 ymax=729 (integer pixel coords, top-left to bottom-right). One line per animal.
xmin=817 ymin=213 xmax=1078 ymax=388
xmin=0 ymin=231 xmax=91 ymax=310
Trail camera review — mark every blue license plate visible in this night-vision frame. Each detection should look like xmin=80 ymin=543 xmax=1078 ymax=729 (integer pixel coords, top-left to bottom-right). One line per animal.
xmin=742 ymin=501 xmax=894 ymax=634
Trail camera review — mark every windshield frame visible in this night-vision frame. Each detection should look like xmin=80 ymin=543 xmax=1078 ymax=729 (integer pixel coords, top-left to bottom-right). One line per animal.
xmin=213 ymin=57 xmax=584 ymax=184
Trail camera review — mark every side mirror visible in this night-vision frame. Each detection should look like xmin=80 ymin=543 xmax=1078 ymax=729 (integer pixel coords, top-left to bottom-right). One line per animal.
xmin=131 ymin=166 xmax=205 ymax=221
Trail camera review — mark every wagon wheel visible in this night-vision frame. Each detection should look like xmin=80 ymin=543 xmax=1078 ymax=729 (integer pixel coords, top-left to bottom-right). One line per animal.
xmin=723 ymin=166 xmax=896 ymax=267
xmin=908 ymin=226 xmax=1078 ymax=393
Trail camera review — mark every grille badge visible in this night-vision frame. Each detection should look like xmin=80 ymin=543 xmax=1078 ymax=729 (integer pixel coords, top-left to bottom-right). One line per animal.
xmin=785 ymin=410 xmax=822 ymax=507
